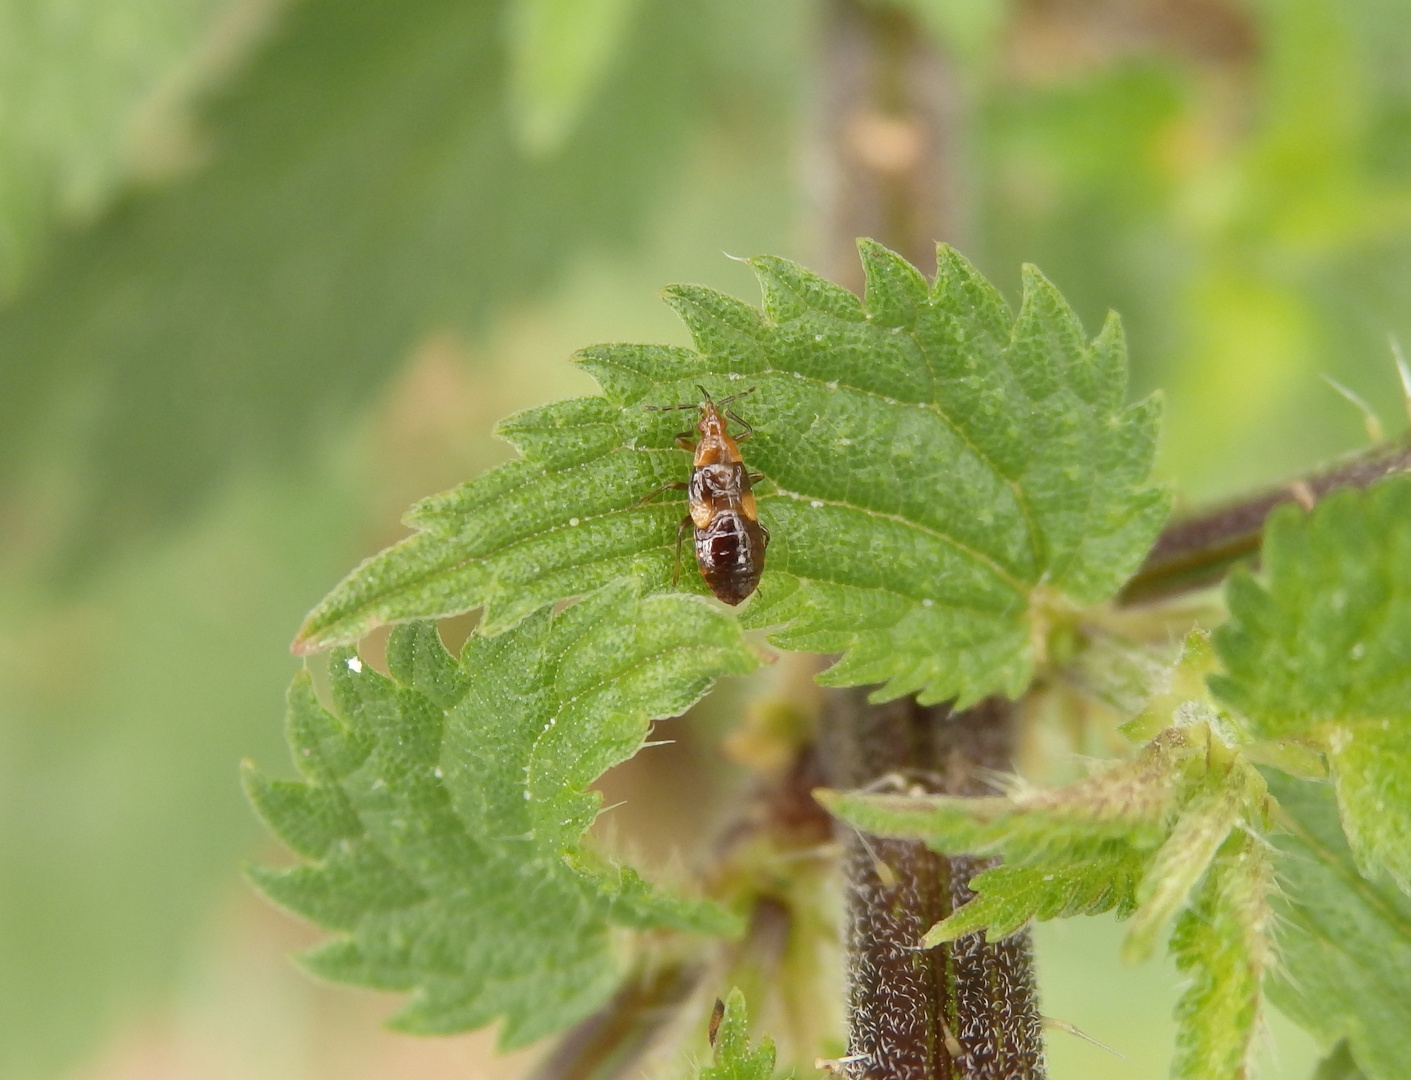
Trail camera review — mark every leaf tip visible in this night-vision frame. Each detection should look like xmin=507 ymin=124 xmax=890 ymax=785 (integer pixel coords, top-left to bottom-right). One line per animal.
xmin=290 ymin=627 xmax=319 ymax=655
xmin=920 ymin=922 xmax=953 ymax=948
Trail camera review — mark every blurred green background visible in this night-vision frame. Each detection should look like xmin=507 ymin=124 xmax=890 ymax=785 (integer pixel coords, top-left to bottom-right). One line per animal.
xmin=2 ymin=0 xmax=1407 ymax=1076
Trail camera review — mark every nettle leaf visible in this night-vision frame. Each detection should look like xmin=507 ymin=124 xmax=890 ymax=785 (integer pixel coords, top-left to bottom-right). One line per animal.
xmin=296 ymin=241 xmax=1168 ymax=707
xmin=819 ymin=725 xmax=1208 ymax=864
xmin=246 ymin=584 xmax=753 ymax=1046
xmin=1211 ymin=478 xmax=1411 ymax=891
xmin=1121 ymin=765 xmax=1254 ymax=964
xmin=824 ymin=724 xmax=1275 ymax=1080
xmin=699 ymin=989 xmax=778 ymax=1080
xmin=1263 ymin=770 xmax=1411 ymax=1080
xmin=1168 ymin=830 xmax=1274 ymax=1080
xmin=919 ymin=847 xmax=1144 ymax=946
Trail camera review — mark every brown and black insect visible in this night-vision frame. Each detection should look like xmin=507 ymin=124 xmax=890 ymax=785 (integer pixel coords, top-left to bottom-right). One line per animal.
xmin=640 ymin=386 xmax=769 ymax=605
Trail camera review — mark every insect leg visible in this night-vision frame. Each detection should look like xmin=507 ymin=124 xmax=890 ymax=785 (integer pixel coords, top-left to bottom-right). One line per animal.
xmin=673 ymin=516 xmax=692 ymax=584
xmin=674 ymin=432 xmax=698 ymax=452
xmin=760 ymin=524 xmax=770 ymax=545
xmin=747 ymin=471 xmax=765 ymax=484
xmin=634 ymin=480 xmax=688 ymax=507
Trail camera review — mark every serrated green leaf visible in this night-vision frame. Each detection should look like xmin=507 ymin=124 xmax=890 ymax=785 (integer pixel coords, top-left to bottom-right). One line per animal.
xmin=1211 ymin=478 xmax=1411 ymax=890
xmin=1263 ymin=770 xmax=1411 ymax=1080
xmin=297 ymin=241 xmax=1167 ymax=708
xmin=819 ymin=725 xmax=1204 ymax=862
xmin=1168 ymin=830 xmax=1274 ymax=1080
xmin=247 ymin=583 xmax=753 ymax=1047
xmin=921 ymin=845 xmax=1143 ymax=946
xmin=699 ymin=988 xmax=778 ymax=1080
xmin=506 ymin=0 xmax=644 ymax=155
xmin=1121 ymin=757 xmax=1259 ymax=964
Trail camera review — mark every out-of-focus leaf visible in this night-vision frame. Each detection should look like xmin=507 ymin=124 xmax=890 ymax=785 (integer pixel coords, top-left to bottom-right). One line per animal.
xmin=1313 ymin=1041 xmax=1368 ymax=1080
xmin=506 ymin=0 xmax=644 ymax=155
xmin=0 ymin=0 xmax=225 ymax=292
xmin=247 ymin=584 xmax=753 ymax=1044
xmin=1264 ymin=770 xmax=1411 ymax=1080
xmin=888 ymin=0 xmax=1009 ymax=62
xmin=0 ymin=0 xmax=798 ymax=573
xmin=1211 ymin=479 xmax=1411 ymax=891
xmin=0 ymin=469 xmax=363 ymax=1079
xmin=296 ymin=242 xmax=1168 ymax=708
xmin=981 ymin=3 xmax=1411 ymax=500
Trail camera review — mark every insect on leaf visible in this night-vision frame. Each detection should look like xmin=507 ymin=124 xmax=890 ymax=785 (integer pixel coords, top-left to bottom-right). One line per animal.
xmin=246 ymin=583 xmax=753 ymax=1046
xmin=295 ymin=241 xmax=1167 ymax=709
xmin=1210 ymin=478 xmax=1411 ymax=891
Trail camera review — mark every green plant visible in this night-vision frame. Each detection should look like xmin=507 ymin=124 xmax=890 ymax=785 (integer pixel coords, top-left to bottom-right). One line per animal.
xmin=247 ymin=242 xmax=1411 ymax=1080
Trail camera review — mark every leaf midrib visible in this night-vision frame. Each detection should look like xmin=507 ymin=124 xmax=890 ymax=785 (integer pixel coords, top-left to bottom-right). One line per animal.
xmin=697 ymin=360 xmax=1046 ymax=582
xmin=766 ymin=488 xmax=1027 ymax=597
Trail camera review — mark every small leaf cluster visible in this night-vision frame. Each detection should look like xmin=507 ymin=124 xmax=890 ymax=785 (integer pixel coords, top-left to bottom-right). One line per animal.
xmin=294 ymin=240 xmax=1167 ymax=709
xmin=829 ymin=477 xmax=1411 ymax=1080
xmin=1211 ymin=479 xmax=1411 ymax=891
xmin=697 ymin=989 xmax=782 ymax=1080
xmin=823 ymin=700 xmax=1275 ymax=1080
xmin=1206 ymin=479 xmax=1411 ymax=1080
xmin=245 ymin=583 xmax=753 ymax=1045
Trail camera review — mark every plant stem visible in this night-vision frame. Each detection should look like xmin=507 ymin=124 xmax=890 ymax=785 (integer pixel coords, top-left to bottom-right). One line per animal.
xmin=818 ymin=691 xmax=1044 ymax=1080
xmin=812 ymin=0 xmax=968 ymax=289
xmin=1120 ymin=440 xmax=1411 ymax=604
xmin=812 ymin=4 xmax=1043 ymax=1076
xmin=526 ymin=962 xmax=703 ymax=1080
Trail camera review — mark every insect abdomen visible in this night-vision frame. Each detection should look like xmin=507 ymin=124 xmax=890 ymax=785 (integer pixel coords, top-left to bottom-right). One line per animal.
xmin=695 ymin=510 xmax=766 ymax=606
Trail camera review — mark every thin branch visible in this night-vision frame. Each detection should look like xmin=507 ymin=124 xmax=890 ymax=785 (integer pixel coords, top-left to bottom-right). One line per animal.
xmin=1120 ymin=440 xmax=1411 ymax=604
xmin=526 ymin=961 xmax=703 ymax=1080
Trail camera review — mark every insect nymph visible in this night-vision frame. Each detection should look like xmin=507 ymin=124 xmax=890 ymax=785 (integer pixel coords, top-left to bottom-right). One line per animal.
xmin=641 ymin=386 xmax=769 ymax=605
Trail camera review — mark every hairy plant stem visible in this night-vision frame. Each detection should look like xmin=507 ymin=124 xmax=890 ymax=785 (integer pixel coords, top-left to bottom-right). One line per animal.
xmin=1120 ymin=439 xmax=1411 ymax=604
xmin=819 ymin=691 xmax=1045 ymax=1080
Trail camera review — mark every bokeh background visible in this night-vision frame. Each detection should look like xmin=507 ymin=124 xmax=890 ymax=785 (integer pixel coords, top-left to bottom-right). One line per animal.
xmin=2 ymin=0 xmax=1409 ymax=1076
